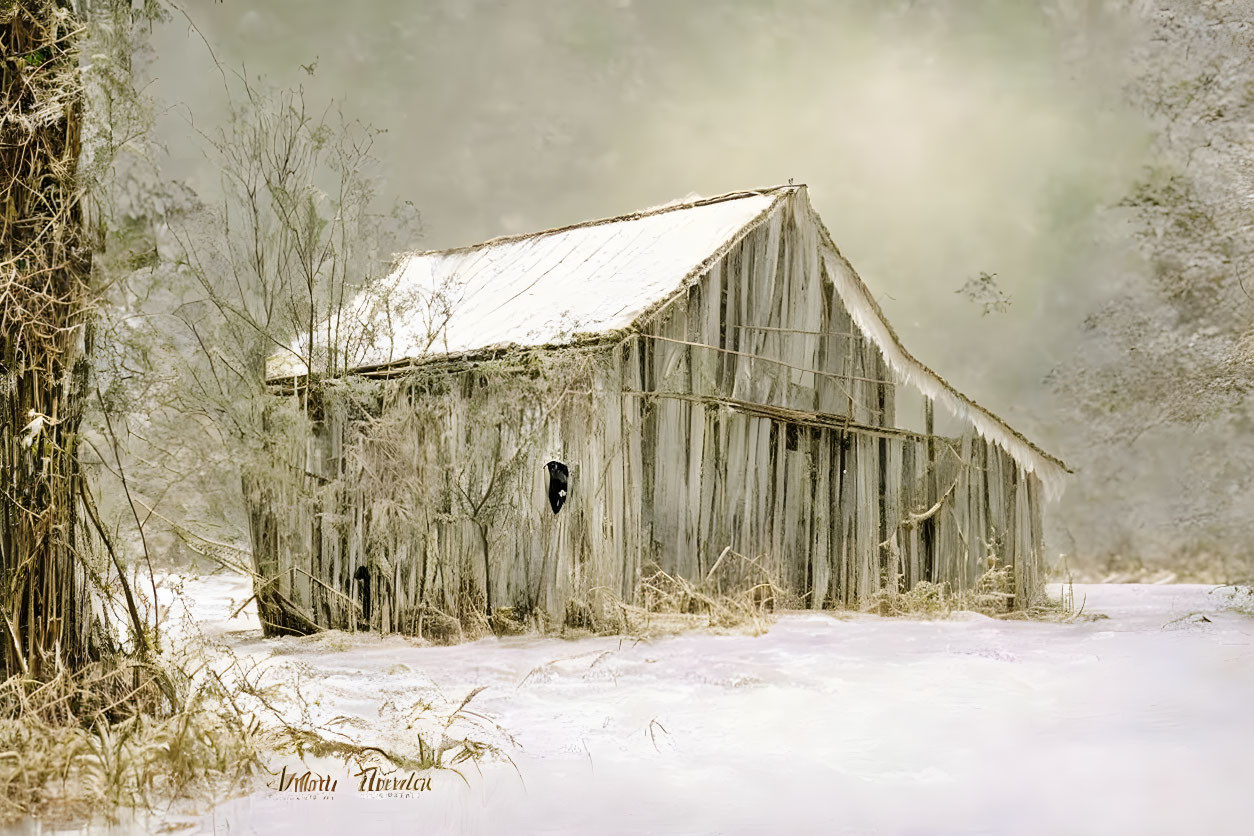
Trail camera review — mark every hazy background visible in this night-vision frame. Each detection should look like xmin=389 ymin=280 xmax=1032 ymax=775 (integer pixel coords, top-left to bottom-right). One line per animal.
xmin=135 ymin=0 xmax=1253 ymax=577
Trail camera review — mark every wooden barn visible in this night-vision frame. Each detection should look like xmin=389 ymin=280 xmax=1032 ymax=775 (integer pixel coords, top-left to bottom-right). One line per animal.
xmin=250 ymin=184 xmax=1068 ymax=637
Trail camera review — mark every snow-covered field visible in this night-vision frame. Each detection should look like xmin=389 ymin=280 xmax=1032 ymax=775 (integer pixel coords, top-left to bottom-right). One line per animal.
xmin=101 ymin=576 xmax=1254 ymax=834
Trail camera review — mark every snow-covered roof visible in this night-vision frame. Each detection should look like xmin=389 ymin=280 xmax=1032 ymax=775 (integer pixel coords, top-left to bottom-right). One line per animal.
xmin=266 ymin=185 xmax=1068 ymax=495
xmin=265 ymin=189 xmax=779 ymax=380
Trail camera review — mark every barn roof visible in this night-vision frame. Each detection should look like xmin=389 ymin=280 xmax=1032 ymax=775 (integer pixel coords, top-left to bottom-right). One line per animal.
xmin=266 ymin=185 xmax=1069 ymax=496
xmin=265 ymin=189 xmax=779 ymax=381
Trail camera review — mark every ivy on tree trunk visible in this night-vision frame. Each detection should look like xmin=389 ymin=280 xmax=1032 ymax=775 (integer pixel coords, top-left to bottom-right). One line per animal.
xmin=0 ymin=0 xmax=102 ymax=678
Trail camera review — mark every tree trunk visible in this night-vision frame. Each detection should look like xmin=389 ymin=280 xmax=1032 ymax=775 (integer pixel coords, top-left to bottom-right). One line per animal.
xmin=0 ymin=0 xmax=100 ymax=678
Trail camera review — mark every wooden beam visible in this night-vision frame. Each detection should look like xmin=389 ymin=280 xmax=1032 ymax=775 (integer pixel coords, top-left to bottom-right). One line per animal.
xmin=620 ymin=390 xmax=959 ymax=450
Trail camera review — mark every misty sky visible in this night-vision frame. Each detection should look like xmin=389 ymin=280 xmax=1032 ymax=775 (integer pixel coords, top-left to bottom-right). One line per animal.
xmin=147 ymin=0 xmax=1152 ymax=459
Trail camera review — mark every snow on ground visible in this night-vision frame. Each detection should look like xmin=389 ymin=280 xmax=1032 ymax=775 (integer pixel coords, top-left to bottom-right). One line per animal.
xmin=145 ymin=576 xmax=1254 ymax=834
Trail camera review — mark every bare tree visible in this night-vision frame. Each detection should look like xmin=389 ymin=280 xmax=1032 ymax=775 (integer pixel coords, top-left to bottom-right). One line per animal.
xmin=148 ymin=70 xmax=420 ymax=630
xmin=1048 ymin=0 xmax=1254 ymax=573
xmin=171 ymin=79 xmax=418 ymax=404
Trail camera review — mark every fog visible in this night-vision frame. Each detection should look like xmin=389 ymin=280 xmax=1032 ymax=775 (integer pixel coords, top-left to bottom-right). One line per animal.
xmin=144 ymin=0 xmax=1243 ymax=570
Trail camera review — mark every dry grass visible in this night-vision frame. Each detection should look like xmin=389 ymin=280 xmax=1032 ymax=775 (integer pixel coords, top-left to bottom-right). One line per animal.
xmin=560 ymin=551 xmax=781 ymax=639
xmin=868 ymin=559 xmax=1099 ymax=622
xmin=868 ymin=580 xmax=952 ymax=619
xmin=0 ymin=654 xmax=266 ymax=826
xmin=263 ymin=683 xmax=518 ymax=783
xmin=450 ymin=549 xmax=1093 ymax=640
xmin=0 ymin=619 xmax=519 ymax=827
xmin=193 ymin=635 xmax=519 ymax=786
xmin=417 ymin=573 xmax=776 ymax=644
xmin=392 ymin=549 xmax=783 ymax=643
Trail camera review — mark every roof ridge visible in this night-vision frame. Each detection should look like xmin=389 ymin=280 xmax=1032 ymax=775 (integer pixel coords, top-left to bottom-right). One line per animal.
xmin=398 ymin=184 xmax=806 ymax=261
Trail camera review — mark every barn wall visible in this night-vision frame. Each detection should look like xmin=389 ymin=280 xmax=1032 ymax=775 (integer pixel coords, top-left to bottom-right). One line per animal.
xmin=247 ymin=365 xmax=1045 ymax=637
xmin=247 ymin=349 xmax=639 ymax=634
xmin=616 ymin=188 xmax=1045 ymax=610
xmin=620 ymin=377 xmax=1045 ymax=612
xmin=246 ymin=192 xmax=1049 ymax=636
